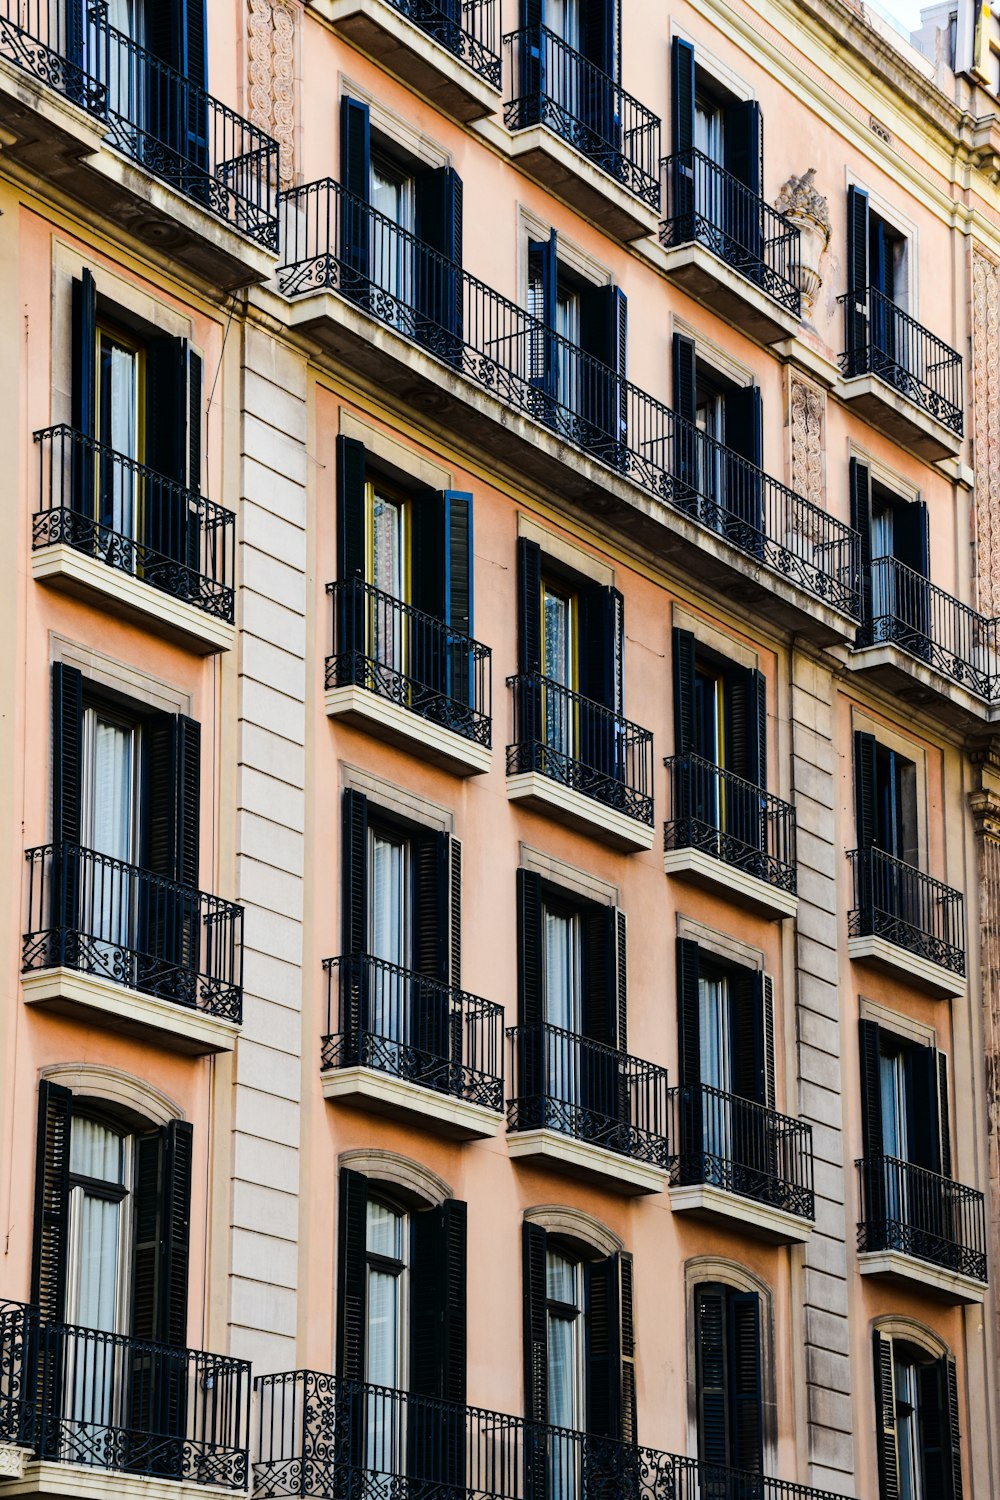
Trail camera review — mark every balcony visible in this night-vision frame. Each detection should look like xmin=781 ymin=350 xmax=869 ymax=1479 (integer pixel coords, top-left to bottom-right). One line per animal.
xmin=857 ymin=1155 xmax=988 ymax=1303
xmin=663 ymin=753 xmax=797 ymax=920
xmin=505 ymin=673 xmax=654 ymax=850
xmin=325 ymin=579 xmax=492 ymax=775
xmin=502 ymin=26 xmax=659 ymax=239
xmin=847 ymin=847 xmax=965 ymax=998
xmin=21 ymin=842 xmax=243 ymax=1055
xmin=32 ymin=426 xmax=235 ymax=654
xmin=308 ymin=0 xmax=500 ymax=122
xmin=0 ymin=1301 xmax=250 ymax=1494
xmin=506 ymin=1023 xmax=669 ymax=1194
xmin=255 ymin=1371 xmax=848 ymax=1500
xmin=0 ymin=3 xmax=278 ymax=288
xmin=321 ymin=954 xmax=504 ymax=1138
xmin=659 ymin=150 xmax=802 ymax=343
xmin=838 ymin=287 xmax=963 ymax=460
xmin=668 ymin=1083 xmax=815 ymax=1244
xmin=278 ymin=180 xmax=860 ymax=641
xmin=850 ymin=555 xmax=1000 ymax=720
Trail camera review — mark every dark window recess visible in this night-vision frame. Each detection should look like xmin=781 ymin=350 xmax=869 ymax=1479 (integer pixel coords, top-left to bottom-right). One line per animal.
xmin=670 ymin=938 xmax=814 ymax=1221
xmin=694 ymin=1282 xmax=764 ymax=1476
xmin=324 ymin=788 xmax=503 ymax=1112
xmin=336 ymin=1165 xmax=468 ymax=1490
xmin=850 ymin=457 xmax=931 ymax=660
xmin=22 ymin=665 xmax=243 ymax=1022
xmin=507 ymin=537 xmax=654 ymax=825
xmin=873 ymin=1332 xmax=963 ymax=1500
xmin=857 ymin=1020 xmax=986 ymax=1283
xmin=328 ymin=434 xmax=490 ymax=747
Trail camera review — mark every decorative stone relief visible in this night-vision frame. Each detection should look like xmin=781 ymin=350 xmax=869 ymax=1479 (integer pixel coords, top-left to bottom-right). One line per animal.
xmin=775 ymin=169 xmax=831 ymax=316
xmin=789 ymin=372 xmax=825 ymax=510
xmin=246 ymin=0 xmax=297 ymax=189
xmin=972 ymin=247 xmax=1000 ymax=617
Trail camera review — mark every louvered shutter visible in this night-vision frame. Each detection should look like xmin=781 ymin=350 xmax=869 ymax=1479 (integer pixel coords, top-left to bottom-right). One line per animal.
xmin=695 ymin=1285 xmax=728 ymax=1465
xmin=52 ymin=663 xmax=83 ymax=847
xmin=676 ymin=938 xmax=703 ymax=1181
xmin=414 ymin=166 xmax=463 ymax=342
xmin=443 ymin=491 xmax=474 ymax=637
xmin=335 ymin=436 xmax=367 ymax=669
xmin=140 ymin=713 xmax=200 ymax=997
xmin=519 ymin=0 xmax=544 ymax=123
xmin=336 ymin=1168 xmax=368 ymax=1381
xmin=411 ymin=831 xmax=452 ymax=1077
xmin=846 ymin=186 xmax=870 ymax=371
xmin=671 ymin=38 xmax=695 ymax=157
xmin=859 ymin=1020 xmax=888 ymax=1243
xmin=581 ymin=904 xmax=620 ymax=1133
xmin=578 ymin=285 xmax=628 ymax=449
xmin=619 ymin=1252 xmax=637 ymax=1445
xmin=522 ymin=1222 xmax=548 ymax=1424
xmin=71 ymin=270 xmax=98 ymax=517
xmin=340 ymin=97 xmax=371 ymax=292
xmin=725 ymin=666 xmax=766 ymax=852
xmin=186 ymin=346 xmax=203 ymax=494
xmin=341 ymin=790 xmax=368 ymax=1066
xmin=410 ymin=489 xmax=474 ymax=707
xmin=409 ymin=1200 xmax=468 ymax=1485
xmin=131 ymin=1121 xmax=192 ymax=1347
xmin=850 ymin=457 xmax=873 ymax=630
xmin=144 ymin=337 xmax=190 ymax=574
xmin=174 ymin=717 xmax=200 ymax=889
xmin=919 ymin=1358 xmax=954 ymax=1500
xmin=945 ymin=1355 xmax=963 ymax=1500
xmin=30 ymin=1081 xmax=73 ymax=1323
xmin=729 ymin=1291 xmax=764 ymax=1472
xmin=854 ymin=730 xmax=878 ymax=850
xmin=723 ymin=385 xmax=764 ymax=548
xmin=893 ymin=500 xmax=931 ymax=645
xmin=615 ymin=909 xmax=628 ymax=1054
xmin=449 ymin=839 xmax=462 ymax=991
xmin=672 ymin=627 xmax=696 ymax=755
xmin=730 ymin=968 xmax=766 ymax=1106
xmin=584 ymin=1256 xmax=622 ymax=1440
xmin=893 ymin=497 xmax=931 ymax=577
xmin=873 ymin=1331 xmax=899 ymax=1500
xmin=937 ymin=1052 xmax=952 ymax=1178
xmin=516 ymin=538 xmax=543 ymax=755
xmin=672 ymin=333 xmax=698 ymax=500
xmin=528 ymin=232 xmax=558 ymax=403
xmin=723 ymin=101 xmax=763 ymax=263
xmin=578 ymin=583 xmax=623 ymax=782
xmin=762 ymin=976 xmax=776 ymax=1111
xmin=904 ymin=1043 xmax=940 ymax=1173
xmin=517 ymin=868 xmax=545 ymax=1114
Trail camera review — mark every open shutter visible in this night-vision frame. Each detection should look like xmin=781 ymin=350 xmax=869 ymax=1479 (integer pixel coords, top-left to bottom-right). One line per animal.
xmin=71 ymin=270 xmax=98 ymax=517
xmin=340 ymin=791 xmax=368 ymax=1064
xmin=873 ymin=1331 xmax=900 ymax=1500
xmin=723 ymin=102 xmax=763 ymax=264
xmin=676 ymin=938 xmax=703 ymax=1183
xmin=904 ymin=1044 xmax=940 ymax=1173
xmin=411 ymin=831 xmax=452 ymax=1077
xmin=893 ymin=500 xmax=931 ymax=642
xmin=730 ymin=968 xmax=766 ymax=1106
xmin=449 ymin=839 xmax=462 ymax=991
xmin=142 ymin=713 xmax=199 ymax=885
xmin=581 ymin=904 xmax=620 ymax=1133
xmin=440 ymin=1199 xmax=468 ymax=1409
xmin=336 ymin=1168 xmax=368 ymax=1381
xmin=728 ymin=1291 xmax=763 ymax=1474
xmin=131 ymin=1120 xmax=192 ymax=1348
xmin=174 ymin=717 xmax=200 ymax=889
xmin=695 ymin=1285 xmax=729 ymax=1466
xmin=52 ymin=663 xmax=83 ymax=848
xmin=517 ymin=868 xmax=545 ymax=1116
xmin=619 ymin=1253 xmax=637 ymax=1446
xmin=335 ymin=436 xmax=367 ymax=666
xmin=725 ymin=385 xmax=763 ymax=466
xmin=578 ymin=285 xmax=627 ymax=448
xmin=671 ymin=37 xmax=695 ymax=156
xmin=919 ymin=1358 xmax=956 ymax=1500
xmin=410 ymin=489 xmax=474 ymax=703
xmin=762 ymin=976 xmax=776 ymax=1111
xmin=409 ymin=1200 xmax=468 ymax=1484
xmin=846 ymin=186 xmax=870 ymax=370
xmin=443 ymin=492 xmax=473 ymax=636
xmin=584 ymin=1256 xmax=622 ymax=1441
xmin=578 ymin=583 xmax=623 ymax=781
xmin=516 ymin=538 xmax=543 ymax=755
xmin=723 ymin=386 xmax=764 ymax=548
xmin=340 ymin=97 xmax=371 ymax=292
xmin=945 ymin=1356 xmax=963 ymax=1500
xmin=854 ymin=730 xmax=878 ymax=850
xmin=859 ymin=1020 xmax=888 ymax=1244
xmin=937 ymin=1052 xmax=952 ymax=1179
xmin=581 ymin=0 xmax=619 ymax=77
xmin=31 ymin=1081 xmax=73 ymax=1324
xmin=672 ymin=628 xmax=696 ymax=756
xmin=672 ymin=332 xmax=698 ymax=501
xmin=522 ymin=1222 xmax=548 ymax=1424
xmin=146 ymin=338 xmax=187 ymax=486
xmin=414 ymin=166 xmax=463 ymax=340
xmin=725 ymin=666 xmax=766 ymax=851
xmin=186 ymin=346 xmax=203 ymax=494
xmin=615 ymin=909 xmax=628 ymax=1055
xmin=528 ymin=232 xmax=558 ymax=403
xmin=849 ymin=457 xmax=873 ymax=630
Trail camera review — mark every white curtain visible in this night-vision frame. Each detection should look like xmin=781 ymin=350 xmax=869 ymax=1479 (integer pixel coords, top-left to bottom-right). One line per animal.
xmin=100 ymin=340 xmax=139 ymax=540
xmin=879 ymin=1052 xmax=907 ymax=1224
xmin=370 ymin=491 xmax=404 ymax=673
xmin=84 ymin=714 xmax=134 ymax=957
xmin=544 ymin=909 xmax=580 ymax=1108
xmin=546 ymin=1251 xmax=580 ymax=1500
xmin=698 ymin=976 xmax=732 ymax=1161
xmin=542 ymin=588 xmax=573 ymax=756
xmin=554 ymin=290 xmax=580 ymax=418
xmin=65 ymin=1119 xmax=126 ymax=1458
xmin=370 ymin=161 xmax=414 ymax=321
xmin=369 ymin=834 xmax=406 ymax=1046
xmin=893 ymin=1356 xmax=920 ymax=1500
xmin=365 ymin=1202 xmax=405 ymax=1486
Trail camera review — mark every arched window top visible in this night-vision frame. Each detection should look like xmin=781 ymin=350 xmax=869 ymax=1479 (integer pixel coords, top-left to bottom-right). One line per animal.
xmin=873 ymin=1316 xmax=949 ymax=1363
xmin=338 ymin=1148 xmax=451 ymax=1208
xmin=40 ymin=1063 xmax=183 ymax=1129
xmin=523 ymin=1204 xmax=622 ymax=1260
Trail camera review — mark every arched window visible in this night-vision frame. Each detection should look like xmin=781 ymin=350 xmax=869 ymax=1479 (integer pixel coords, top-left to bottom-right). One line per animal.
xmin=873 ymin=1329 xmax=962 ymax=1500
xmin=693 ymin=1281 xmax=763 ymax=1476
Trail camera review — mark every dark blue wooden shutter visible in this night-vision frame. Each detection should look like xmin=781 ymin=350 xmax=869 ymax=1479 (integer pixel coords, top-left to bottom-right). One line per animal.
xmin=581 ymin=904 xmax=619 ymax=1133
xmin=528 ymin=231 xmax=558 ymax=406
xmin=71 ymin=271 xmax=98 ymax=518
xmin=517 ymin=868 xmax=545 ymax=1116
xmin=180 ymin=0 xmax=208 ymax=168
xmin=52 ymin=663 xmax=83 ymax=848
xmin=672 ymin=332 xmax=697 ymax=425
xmin=728 ymin=1291 xmax=763 ymax=1473
xmin=145 ymin=337 xmax=189 ymax=570
xmin=873 ymin=1332 xmax=900 ymax=1500
xmin=340 ymin=97 xmax=371 ymax=293
xmin=412 ymin=490 xmax=473 ymax=704
xmin=414 ymin=166 xmax=463 ymax=343
xmin=174 ymin=716 xmax=200 ymax=890
xmin=578 ymin=583 xmax=622 ymax=782
xmin=31 ymin=1081 xmax=72 ymax=1323
xmin=522 ymin=1222 xmax=548 ymax=1424
xmin=584 ymin=1256 xmax=622 ymax=1440
xmin=671 ymin=38 xmax=695 ymax=156
xmin=341 ymin=789 xmax=369 ymax=959
xmin=516 ymin=538 xmax=543 ymax=756
xmin=336 ymin=436 xmax=366 ymax=667
xmin=723 ymin=101 xmax=763 ymax=263
xmin=695 ymin=1285 xmax=728 ymax=1465
xmin=578 ymin=284 xmax=627 ymax=450
xmin=336 ymin=1167 xmax=368 ymax=1381
xmin=937 ymin=1053 xmax=952 ymax=1178
xmin=132 ymin=1121 xmax=192 ymax=1349
xmin=615 ymin=909 xmax=627 ymax=1055
xmin=672 ymin=627 xmax=696 ymax=755
xmin=846 ymin=186 xmax=870 ymax=370
xmin=850 ymin=457 xmax=873 ymax=631
xmin=672 ymin=333 xmax=698 ymax=500
xmin=905 ymin=1043 xmax=940 ymax=1172
xmin=449 ymin=838 xmax=462 ymax=992
xmin=411 ymin=831 xmax=452 ymax=1080
xmin=854 ymin=731 xmax=878 ymax=851
xmin=444 ymin=491 xmax=473 ymax=637
xmin=730 ymin=967 xmax=766 ymax=1106
xmin=676 ymin=937 xmax=703 ymax=1182
xmin=859 ymin=1019 xmax=888 ymax=1243
xmin=919 ymin=1358 xmax=953 ymax=1500
xmin=723 ymin=385 xmax=763 ymax=549
xmin=762 ymin=976 xmax=775 ymax=1111
xmin=893 ymin=499 xmax=931 ymax=643
xmin=409 ymin=1200 xmax=468 ymax=1484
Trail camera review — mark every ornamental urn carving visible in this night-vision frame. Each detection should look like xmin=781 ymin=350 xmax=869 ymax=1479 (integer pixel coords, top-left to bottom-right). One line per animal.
xmin=775 ymin=168 xmax=831 ymax=317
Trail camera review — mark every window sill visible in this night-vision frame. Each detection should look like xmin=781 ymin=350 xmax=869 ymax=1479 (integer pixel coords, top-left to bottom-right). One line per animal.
xmin=846 ymin=643 xmax=992 ymax=727
xmin=663 ymin=846 xmax=797 ymax=921
xmin=321 ymin=1065 xmax=502 ymax=1139
xmin=0 ymin=1459 xmax=245 ymax=1499
xmin=32 ymin=544 xmax=235 ymax=655
xmin=838 ymin=373 xmax=962 ymax=463
xmin=307 ymin=0 xmax=500 ymax=121
xmin=668 ymin=1183 xmax=814 ymax=1244
xmin=480 ymin=117 xmax=659 ymax=243
xmin=857 ymin=1250 xmax=986 ymax=1305
xmin=22 ymin=968 xmax=240 ymax=1057
xmin=325 ymin=683 xmax=492 ymax=775
xmin=847 ymin=934 xmax=966 ymax=1000
xmin=507 ymin=1128 xmax=667 ymax=1195
xmin=506 ymin=771 xmax=654 ymax=851
xmin=649 ymin=237 xmax=800 ymax=346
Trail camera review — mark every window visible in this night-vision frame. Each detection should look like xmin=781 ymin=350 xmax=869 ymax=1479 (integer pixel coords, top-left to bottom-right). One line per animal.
xmin=854 ymin=730 xmax=918 ymax=866
xmin=850 ymin=459 xmax=929 ymax=637
xmin=845 ymin=189 xmax=913 ymax=383
xmin=522 ymin=1223 xmax=636 ymax=1468
xmin=694 ymin=1282 xmax=764 ymax=1475
xmin=672 ymin=333 xmax=762 ymax=534
xmin=670 ymin=40 xmax=763 ymax=252
xmin=873 ymin=1332 xmax=962 ymax=1500
xmin=337 ymin=1168 xmax=467 ymax=1487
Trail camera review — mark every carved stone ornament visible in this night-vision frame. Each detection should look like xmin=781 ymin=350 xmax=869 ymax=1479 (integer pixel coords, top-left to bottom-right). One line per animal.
xmin=789 ymin=374 xmax=825 ymax=511
xmin=246 ymin=0 xmax=297 ymax=190
xmin=973 ymin=247 xmax=1000 ymax=617
xmin=775 ymin=168 xmax=831 ymax=316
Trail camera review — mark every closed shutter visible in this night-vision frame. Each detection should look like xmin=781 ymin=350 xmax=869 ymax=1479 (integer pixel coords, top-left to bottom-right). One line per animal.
xmin=873 ymin=1331 xmax=900 ymax=1500
xmin=850 ymin=457 xmax=873 ymax=630
xmin=695 ymin=1285 xmax=728 ymax=1466
xmin=71 ymin=270 xmax=98 ymax=517
xmin=522 ymin=1222 xmax=548 ymax=1424
xmin=131 ymin=1121 xmax=193 ymax=1348
xmin=517 ymin=868 xmax=545 ymax=1115
xmin=846 ymin=186 xmax=870 ymax=370
xmin=584 ymin=1256 xmax=622 ymax=1440
xmin=30 ymin=1081 xmax=73 ymax=1323
xmin=414 ymin=166 xmax=463 ymax=341
xmin=336 ymin=1167 xmax=369 ymax=1382
xmin=904 ymin=1043 xmax=940 ymax=1173
xmin=728 ymin=1291 xmax=764 ymax=1473
xmin=408 ymin=1199 xmax=468 ymax=1483
xmin=676 ymin=938 xmax=703 ymax=1181
xmin=340 ymin=97 xmax=371 ymax=290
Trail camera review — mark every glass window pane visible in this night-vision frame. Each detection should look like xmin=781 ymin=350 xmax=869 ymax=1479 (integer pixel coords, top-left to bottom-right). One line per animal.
xmin=366 ymin=1199 xmax=404 ymax=1260
xmin=70 ymin=1117 xmax=125 ymax=1184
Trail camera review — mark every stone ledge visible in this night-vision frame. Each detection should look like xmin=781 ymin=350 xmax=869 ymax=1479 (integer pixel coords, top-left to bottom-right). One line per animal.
xmin=837 ymin=373 xmax=962 ymax=463
xmin=507 ymin=772 xmax=654 ymax=851
xmin=663 ymin=846 xmax=798 ymax=920
xmin=321 ymin=1066 xmax=502 ymax=1139
xmin=650 ymin=239 xmax=800 ymax=345
xmin=325 ymin=684 xmax=492 ymax=775
xmin=857 ymin=1250 xmax=986 ymax=1304
xmin=669 ymin=1182 xmax=814 ymax=1244
xmin=507 ymin=1129 xmax=667 ymax=1195
xmin=22 ymin=969 xmax=240 ymax=1056
xmin=491 ymin=122 xmax=658 ymax=243
xmin=0 ymin=1460 xmax=245 ymax=1498
xmin=847 ymin=935 xmax=966 ymax=999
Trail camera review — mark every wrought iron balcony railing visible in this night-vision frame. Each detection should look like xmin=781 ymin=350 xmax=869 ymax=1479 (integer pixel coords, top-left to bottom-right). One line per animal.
xmin=502 ymin=25 xmax=660 ymax=206
xmin=668 ymin=1082 xmax=815 ymax=1222
xmin=858 ymin=554 xmax=1000 ymax=700
xmin=506 ymin=1023 xmax=669 ymax=1168
xmin=0 ymin=3 xmax=278 ymax=247
xmin=663 ymin=753 xmax=796 ymax=894
xmin=506 ymin=672 xmax=654 ymax=825
xmin=279 ymin=180 xmax=860 ymax=619
xmin=254 ymin=1371 xmax=850 ymax=1500
xmin=34 ymin=425 xmax=235 ymax=624
xmin=322 ymin=954 xmax=504 ymax=1114
xmin=847 ymin=846 xmax=965 ymax=977
xmin=660 ymin=149 xmax=802 ymax=315
xmin=839 ymin=285 xmax=963 ymax=435
xmin=386 ymin=0 xmax=501 ymax=86
xmin=23 ymin=842 xmax=244 ymax=1023
xmin=857 ymin=1155 xmax=988 ymax=1284
xmin=326 ymin=578 xmax=492 ymax=747
xmin=0 ymin=1301 xmax=250 ymax=1489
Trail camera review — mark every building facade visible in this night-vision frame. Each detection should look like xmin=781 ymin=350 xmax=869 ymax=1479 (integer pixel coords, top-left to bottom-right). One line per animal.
xmin=0 ymin=0 xmax=999 ymax=1497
